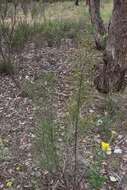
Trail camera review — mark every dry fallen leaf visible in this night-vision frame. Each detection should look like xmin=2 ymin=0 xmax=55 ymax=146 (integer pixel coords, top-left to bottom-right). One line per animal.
xmin=114 ymin=147 xmax=122 ymax=154
xmin=109 ymin=176 xmax=118 ymax=182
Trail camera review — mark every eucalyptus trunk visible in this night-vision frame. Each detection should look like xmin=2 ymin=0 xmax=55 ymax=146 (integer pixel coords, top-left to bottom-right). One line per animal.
xmin=94 ymin=0 xmax=127 ymax=93
xmin=89 ymin=0 xmax=106 ymax=50
xmin=75 ymin=0 xmax=79 ymax=6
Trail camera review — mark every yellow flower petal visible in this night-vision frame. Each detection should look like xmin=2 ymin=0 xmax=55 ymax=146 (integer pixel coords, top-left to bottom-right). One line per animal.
xmin=6 ymin=181 xmax=13 ymax=188
xmin=16 ymin=166 xmax=20 ymax=171
xmin=112 ymin=130 xmax=117 ymax=136
xmin=106 ymin=148 xmax=112 ymax=155
xmin=101 ymin=142 xmax=111 ymax=153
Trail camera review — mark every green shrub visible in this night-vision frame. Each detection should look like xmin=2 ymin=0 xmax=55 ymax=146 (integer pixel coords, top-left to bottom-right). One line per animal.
xmin=36 ymin=120 xmax=59 ymax=172
xmin=0 ymin=61 xmax=15 ymax=75
xmin=12 ymin=18 xmax=85 ymax=48
xmin=12 ymin=21 xmax=32 ymax=48
xmin=88 ymin=168 xmax=106 ymax=190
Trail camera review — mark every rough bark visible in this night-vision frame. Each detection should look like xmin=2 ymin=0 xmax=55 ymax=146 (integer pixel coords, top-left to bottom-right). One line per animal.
xmin=88 ymin=0 xmax=106 ymax=50
xmin=106 ymin=0 xmax=127 ymax=66
xmin=94 ymin=0 xmax=127 ymax=93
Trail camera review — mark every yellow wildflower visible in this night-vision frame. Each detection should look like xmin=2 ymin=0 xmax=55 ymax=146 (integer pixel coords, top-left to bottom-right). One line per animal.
xmin=6 ymin=181 xmax=13 ymax=188
xmin=16 ymin=166 xmax=21 ymax=171
xmin=111 ymin=130 xmax=117 ymax=136
xmin=101 ymin=142 xmax=111 ymax=154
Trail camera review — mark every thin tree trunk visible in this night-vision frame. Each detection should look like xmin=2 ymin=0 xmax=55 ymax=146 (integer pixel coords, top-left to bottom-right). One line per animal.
xmin=94 ymin=0 xmax=127 ymax=93
xmin=88 ymin=0 xmax=106 ymax=50
xmin=75 ymin=0 xmax=79 ymax=6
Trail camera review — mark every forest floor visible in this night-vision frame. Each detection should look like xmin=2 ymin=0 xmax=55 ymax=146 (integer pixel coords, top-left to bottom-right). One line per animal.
xmin=0 ymin=1 xmax=127 ymax=190
xmin=0 ymin=39 xmax=78 ymax=190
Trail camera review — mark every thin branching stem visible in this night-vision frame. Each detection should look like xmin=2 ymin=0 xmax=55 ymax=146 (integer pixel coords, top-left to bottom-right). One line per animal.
xmin=73 ymin=63 xmax=84 ymax=190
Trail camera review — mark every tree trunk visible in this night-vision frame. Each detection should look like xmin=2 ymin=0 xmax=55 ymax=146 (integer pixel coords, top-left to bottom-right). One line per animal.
xmin=88 ymin=0 xmax=106 ymax=50
xmin=94 ymin=0 xmax=127 ymax=93
xmin=106 ymin=0 xmax=127 ymax=66
xmin=75 ymin=0 xmax=79 ymax=6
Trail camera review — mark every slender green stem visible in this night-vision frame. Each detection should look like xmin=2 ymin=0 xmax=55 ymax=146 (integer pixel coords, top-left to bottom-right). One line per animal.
xmin=73 ymin=64 xmax=84 ymax=190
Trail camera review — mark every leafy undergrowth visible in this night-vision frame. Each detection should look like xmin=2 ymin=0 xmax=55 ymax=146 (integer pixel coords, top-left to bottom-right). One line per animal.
xmin=0 ymin=1 xmax=127 ymax=190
